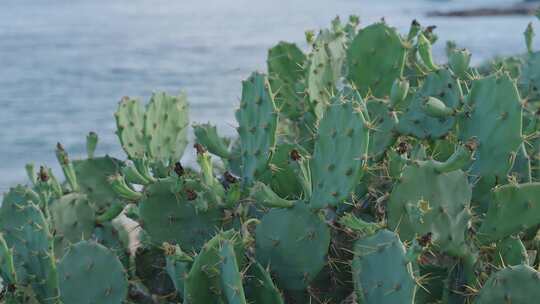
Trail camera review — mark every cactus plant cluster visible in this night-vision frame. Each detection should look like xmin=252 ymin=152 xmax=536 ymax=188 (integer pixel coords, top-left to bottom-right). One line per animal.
xmin=4 ymin=14 xmax=540 ymax=304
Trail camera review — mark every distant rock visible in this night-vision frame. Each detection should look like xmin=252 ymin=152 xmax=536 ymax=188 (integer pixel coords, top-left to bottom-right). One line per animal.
xmin=428 ymin=3 xmax=538 ymax=17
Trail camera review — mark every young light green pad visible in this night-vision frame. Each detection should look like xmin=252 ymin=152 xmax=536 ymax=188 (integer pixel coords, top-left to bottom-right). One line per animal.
xmin=306 ymin=26 xmax=347 ymax=118
xmin=475 ymin=265 xmax=540 ymax=304
xmin=235 ymin=72 xmax=278 ymax=185
xmin=115 ymin=96 xmax=146 ymax=159
xmin=352 ymin=230 xmax=416 ymax=304
xmin=346 ymin=22 xmax=407 ymax=98
xmin=144 ymin=92 xmax=189 ymax=165
xmin=255 ymin=202 xmax=330 ymax=290
xmin=58 ymin=241 xmax=127 ymax=304
xmin=309 ymin=101 xmax=369 ymax=209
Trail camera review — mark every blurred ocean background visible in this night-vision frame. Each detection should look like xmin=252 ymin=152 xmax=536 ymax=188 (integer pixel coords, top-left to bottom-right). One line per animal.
xmin=0 ymin=0 xmax=539 ymax=189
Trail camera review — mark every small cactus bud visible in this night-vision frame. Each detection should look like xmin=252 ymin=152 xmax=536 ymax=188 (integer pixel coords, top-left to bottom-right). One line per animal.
xmin=38 ymin=166 xmax=49 ymax=182
xmin=390 ymin=78 xmax=409 ymax=106
xmin=449 ymin=48 xmax=472 ymax=79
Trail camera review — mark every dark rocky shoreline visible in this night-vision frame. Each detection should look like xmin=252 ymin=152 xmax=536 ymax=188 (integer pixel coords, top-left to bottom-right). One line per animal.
xmin=428 ymin=3 xmax=538 ymax=17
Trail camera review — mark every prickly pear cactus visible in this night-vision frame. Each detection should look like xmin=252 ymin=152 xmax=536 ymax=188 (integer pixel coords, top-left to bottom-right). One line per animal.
xmin=347 ymin=22 xmax=407 ymax=98
xmin=478 ymin=182 xmax=540 ymax=244
xmin=164 ymin=243 xmax=192 ymax=299
xmin=475 ymin=265 xmax=540 ymax=304
xmin=0 ymin=190 xmax=58 ymax=304
xmin=387 ymin=148 xmax=473 ymax=257
xmin=58 ymin=241 xmax=128 ymax=304
xmin=0 ymin=234 xmax=17 ymax=287
xmin=267 ymin=41 xmax=307 ymax=120
xmin=219 ymin=239 xmax=247 ymax=304
xmin=520 ymin=51 xmax=540 ymax=101
xmin=138 ymin=178 xmax=223 ymax=251
xmin=115 ymin=97 xmax=146 ymax=159
xmin=306 ymin=21 xmax=348 ymax=117
xmin=144 ymin=92 xmax=190 ymax=166
xmin=183 ymin=230 xmax=244 ymax=304
xmin=235 ymin=72 xmax=278 ymax=185
xmin=255 ymin=202 xmax=330 ymax=290
xmin=72 ymin=155 xmax=125 ymax=213
xmin=458 ymin=74 xmax=523 ymax=182
xmin=193 ymin=123 xmax=231 ymax=160
xmin=492 ymin=236 xmax=528 ymax=267
xmin=115 ymin=92 xmax=189 ymax=168
xmin=244 ymin=261 xmax=284 ymax=304
xmin=352 ymin=230 xmax=416 ymax=304
xmin=309 ymin=101 xmax=369 ymax=209
xmin=50 ymin=193 xmax=96 ymax=256
xmin=267 ymin=143 xmax=306 ymax=198
xmin=365 ymin=98 xmax=398 ymax=159
xmin=397 ymin=69 xmax=463 ymax=139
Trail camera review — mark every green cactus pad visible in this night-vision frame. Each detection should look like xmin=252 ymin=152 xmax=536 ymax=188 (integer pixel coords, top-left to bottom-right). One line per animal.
xmin=0 ymin=199 xmax=57 ymax=304
xmin=50 ymin=193 xmax=96 ymax=257
xmin=267 ymin=41 xmax=307 ymax=120
xmin=144 ymin=91 xmax=190 ymax=165
xmin=520 ymin=51 xmax=540 ymax=100
xmin=139 ymin=179 xmax=223 ymax=252
xmin=366 ymin=98 xmax=398 ymax=159
xmin=457 ymin=74 xmax=522 ymax=179
xmin=397 ymin=69 xmax=462 ymax=139
xmin=235 ymin=72 xmax=278 ymax=185
xmin=352 ymin=229 xmax=416 ymax=304
xmin=0 ymin=233 xmax=17 ymax=286
xmin=219 ymin=239 xmax=247 ymax=304
xmin=306 ymin=26 xmax=347 ymax=117
xmin=268 ymin=143 xmax=306 ymax=199
xmin=476 ymin=265 xmax=540 ymax=304
xmin=347 ymin=22 xmax=407 ymax=98
xmin=478 ymin=183 xmax=540 ymax=244
xmin=388 ymin=159 xmax=472 ymax=257
xmin=73 ymin=156 xmax=125 ymax=213
xmin=309 ymin=101 xmax=369 ymax=209
xmin=92 ymin=222 xmax=130 ymax=269
xmin=58 ymin=241 xmax=127 ymax=304
xmin=244 ymin=261 xmax=284 ymax=304
xmin=183 ymin=230 xmax=244 ymax=304
xmin=492 ymin=236 xmax=528 ymax=267
xmin=193 ymin=123 xmax=231 ymax=160
xmin=255 ymin=202 xmax=330 ymax=290
xmin=164 ymin=244 xmax=192 ymax=299
xmin=115 ymin=97 xmax=146 ymax=159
